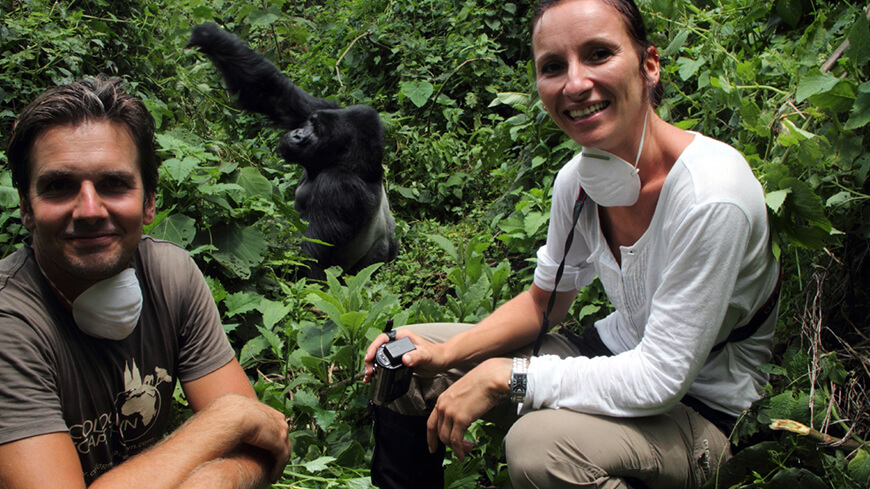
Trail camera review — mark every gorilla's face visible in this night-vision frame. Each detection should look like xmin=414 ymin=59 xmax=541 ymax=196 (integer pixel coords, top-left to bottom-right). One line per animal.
xmin=278 ymin=105 xmax=384 ymax=176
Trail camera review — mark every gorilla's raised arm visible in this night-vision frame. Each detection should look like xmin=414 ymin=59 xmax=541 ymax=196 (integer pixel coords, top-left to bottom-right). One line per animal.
xmin=187 ymin=23 xmax=338 ymax=129
xmin=187 ymin=23 xmax=398 ymax=279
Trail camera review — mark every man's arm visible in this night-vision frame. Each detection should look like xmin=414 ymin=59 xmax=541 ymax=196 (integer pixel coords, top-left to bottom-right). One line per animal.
xmin=177 ymin=358 xmax=289 ymax=488
xmin=91 ymin=359 xmax=290 ymax=489
xmin=0 ymin=359 xmax=291 ymax=489
xmin=0 ymin=432 xmax=86 ymax=489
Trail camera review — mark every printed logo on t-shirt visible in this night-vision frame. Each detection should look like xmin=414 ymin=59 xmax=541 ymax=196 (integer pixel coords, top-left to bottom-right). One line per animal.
xmin=68 ymin=359 xmax=171 ymax=454
xmin=116 ymin=360 xmax=171 ymax=442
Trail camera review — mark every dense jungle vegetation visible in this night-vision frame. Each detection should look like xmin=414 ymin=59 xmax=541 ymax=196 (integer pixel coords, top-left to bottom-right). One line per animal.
xmin=1 ymin=0 xmax=868 ymax=487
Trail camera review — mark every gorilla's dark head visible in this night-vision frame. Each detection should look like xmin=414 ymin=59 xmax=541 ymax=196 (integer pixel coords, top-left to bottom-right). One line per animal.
xmin=278 ymin=105 xmax=384 ymax=182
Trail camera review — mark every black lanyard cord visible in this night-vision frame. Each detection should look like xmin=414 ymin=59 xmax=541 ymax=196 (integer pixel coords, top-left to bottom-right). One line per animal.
xmin=532 ymin=187 xmax=587 ymax=356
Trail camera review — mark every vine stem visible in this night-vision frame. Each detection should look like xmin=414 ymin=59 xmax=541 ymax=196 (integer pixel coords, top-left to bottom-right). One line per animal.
xmin=734 ymin=84 xmax=789 ymax=95
xmin=820 ymin=4 xmax=870 ymax=73
xmin=770 ymin=418 xmax=865 ymax=451
xmin=335 ymin=31 xmax=373 ymax=88
xmin=424 ymin=56 xmax=494 ymax=129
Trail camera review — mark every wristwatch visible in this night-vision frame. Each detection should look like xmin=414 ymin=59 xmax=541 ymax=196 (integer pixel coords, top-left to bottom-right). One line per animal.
xmin=510 ymin=357 xmax=529 ymax=405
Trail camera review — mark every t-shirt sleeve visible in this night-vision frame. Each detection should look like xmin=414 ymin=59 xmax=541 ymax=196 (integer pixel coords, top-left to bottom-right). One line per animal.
xmin=144 ymin=240 xmax=235 ymax=383
xmin=177 ymin=259 xmax=235 ymax=382
xmin=0 ymin=315 xmax=69 ymax=445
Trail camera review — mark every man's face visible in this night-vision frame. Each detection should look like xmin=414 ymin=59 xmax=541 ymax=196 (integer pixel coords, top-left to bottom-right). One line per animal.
xmin=20 ymin=121 xmax=155 ymax=296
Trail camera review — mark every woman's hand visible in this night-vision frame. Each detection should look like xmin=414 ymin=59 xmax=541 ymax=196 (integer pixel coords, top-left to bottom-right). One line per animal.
xmin=426 ymin=357 xmax=511 ymax=462
xmin=363 ymin=329 xmax=451 ymax=383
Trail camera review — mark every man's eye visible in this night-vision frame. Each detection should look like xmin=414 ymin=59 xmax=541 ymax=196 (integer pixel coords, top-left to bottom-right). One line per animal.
xmin=102 ymin=179 xmax=130 ymax=192
xmin=43 ymin=180 xmax=73 ymax=193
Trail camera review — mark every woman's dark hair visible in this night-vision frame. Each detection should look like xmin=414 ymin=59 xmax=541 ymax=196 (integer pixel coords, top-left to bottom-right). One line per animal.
xmin=6 ymin=74 xmax=159 ymax=199
xmin=532 ymin=0 xmax=664 ymax=107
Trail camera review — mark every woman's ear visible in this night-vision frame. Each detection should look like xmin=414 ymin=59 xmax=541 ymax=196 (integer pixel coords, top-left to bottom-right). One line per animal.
xmin=643 ymin=46 xmax=661 ymax=87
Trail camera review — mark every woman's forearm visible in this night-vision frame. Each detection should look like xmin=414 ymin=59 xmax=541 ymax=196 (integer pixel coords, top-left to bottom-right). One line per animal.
xmin=439 ymin=285 xmax=578 ymax=367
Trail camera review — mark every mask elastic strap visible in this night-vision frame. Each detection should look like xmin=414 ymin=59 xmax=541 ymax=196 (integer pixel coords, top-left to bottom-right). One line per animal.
xmin=35 ymin=261 xmax=74 ymax=308
xmin=632 ymin=109 xmax=649 ymax=171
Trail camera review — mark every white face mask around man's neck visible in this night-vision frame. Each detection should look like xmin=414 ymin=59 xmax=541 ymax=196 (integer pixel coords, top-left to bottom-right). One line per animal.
xmin=39 ymin=264 xmax=143 ymax=341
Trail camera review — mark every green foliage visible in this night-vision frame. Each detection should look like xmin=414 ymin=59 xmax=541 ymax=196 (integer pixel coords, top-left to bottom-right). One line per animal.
xmin=2 ymin=0 xmax=868 ymax=487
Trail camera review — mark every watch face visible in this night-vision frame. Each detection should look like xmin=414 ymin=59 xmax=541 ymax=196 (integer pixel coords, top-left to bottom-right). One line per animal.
xmin=512 ymin=374 xmax=527 ymax=393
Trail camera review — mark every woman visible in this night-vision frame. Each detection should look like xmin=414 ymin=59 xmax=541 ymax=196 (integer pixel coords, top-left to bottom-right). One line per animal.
xmin=363 ymin=1 xmax=780 ymax=488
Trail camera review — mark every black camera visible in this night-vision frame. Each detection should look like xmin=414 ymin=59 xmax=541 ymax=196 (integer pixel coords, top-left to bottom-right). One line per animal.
xmin=372 ymin=336 xmax=416 ymax=404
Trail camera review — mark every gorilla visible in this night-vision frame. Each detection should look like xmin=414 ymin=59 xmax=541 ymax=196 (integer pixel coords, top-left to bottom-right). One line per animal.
xmin=187 ymin=23 xmax=398 ymax=279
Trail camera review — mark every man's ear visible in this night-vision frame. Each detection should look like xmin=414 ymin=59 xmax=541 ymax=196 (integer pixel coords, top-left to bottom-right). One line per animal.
xmin=18 ymin=191 xmax=34 ymax=231
xmin=143 ymin=193 xmax=156 ymax=226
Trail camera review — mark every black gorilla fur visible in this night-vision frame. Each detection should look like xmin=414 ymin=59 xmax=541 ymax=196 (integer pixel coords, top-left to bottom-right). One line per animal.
xmin=187 ymin=23 xmax=398 ymax=279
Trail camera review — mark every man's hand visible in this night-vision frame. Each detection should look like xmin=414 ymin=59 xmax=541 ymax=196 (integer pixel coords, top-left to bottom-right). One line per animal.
xmin=204 ymin=394 xmax=292 ymax=482
xmin=426 ymin=357 xmax=511 ymax=461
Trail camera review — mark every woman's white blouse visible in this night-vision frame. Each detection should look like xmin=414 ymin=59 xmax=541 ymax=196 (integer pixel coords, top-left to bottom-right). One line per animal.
xmin=530 ymin=133 xmax=779 ymax=417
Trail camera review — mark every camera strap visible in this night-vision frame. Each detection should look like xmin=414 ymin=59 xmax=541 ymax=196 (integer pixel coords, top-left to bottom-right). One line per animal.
xmin=532 ymin=186 xmax=587 ymax=356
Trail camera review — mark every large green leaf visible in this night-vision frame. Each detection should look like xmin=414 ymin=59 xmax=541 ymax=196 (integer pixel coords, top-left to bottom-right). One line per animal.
xmin=796 ymin=68 xmax=839 ymax=103
xmin=426 ymin=233 xmax=459 ymax=263
xmin=232 ymin=166 xmax=272 ymax=200
xmin=662 ymin=29 xmax=689 ymax=57
xmin=248 ymin=7 xmax=281 ymax=27
xmin=846 ymin=81 xmax=870 ymax=129
xmin=301 ymin=456 xmax=336 ymax=473
xmin=255 ymin=325 xmax=284 ymax=358
xmin=847 ymin=11 xmax=870 ymax=67
xmin=782 ymin=177 xmax=830 ymax=231
xmin=765 ymin=189 xmax=791 ymax=213
xmin=488 ymin=91 xmax=531 ymax=109
xmin=161 ymin=156 xmax=199 ymax=184
xmin=298 ymin=320 xmax=338 ymax=358
xmin=224 ymin=291 xmax=262 ymax=317
xmin=777 ymin=119 xmax=816 ymax=147
xmin=0 ymin=184 xmax=19 ymax=207
xmin=400 ymin=80 xmax=434 ymax=108
xmin=258 ymin=298 xmax=292 ymax=330
xmin=211 ymin=224 xmax=268 ymax=279
xmin=768 ymin=468 xmax=827 ymax=489
xmin=239 ymin=335 xmax=269 ymax=369
xmin=676 ymin=56 xmax=705 ymax=81
xmin=848 ymin=449 xmax=870 ymax=486
xmin=148 ymin=213 xmax=196 ymax=248
xmin=807 ymin=79 xmax=856 ymax=112
xmin=776 ymin=0 xmax=803 ymax=28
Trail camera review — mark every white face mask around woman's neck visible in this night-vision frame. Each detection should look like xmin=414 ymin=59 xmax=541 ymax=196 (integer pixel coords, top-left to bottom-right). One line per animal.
xmin=576 ymin=110 xmax=649 ymax=207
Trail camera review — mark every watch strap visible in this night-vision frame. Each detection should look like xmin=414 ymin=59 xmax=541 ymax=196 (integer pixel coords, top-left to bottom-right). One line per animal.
xmin=510 ymin=357 xmax=529 ymax=404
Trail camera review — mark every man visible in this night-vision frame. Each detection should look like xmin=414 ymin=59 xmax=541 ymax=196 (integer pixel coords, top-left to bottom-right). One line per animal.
xmin=0 ymin=76 xmax=292 ymax=488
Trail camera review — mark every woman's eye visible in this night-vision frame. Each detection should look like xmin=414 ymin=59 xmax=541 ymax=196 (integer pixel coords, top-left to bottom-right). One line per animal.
xmin=590 ymin=49 xmax=613 ymax=62
xmin=539 ymin=62 xmax=563 ymax=75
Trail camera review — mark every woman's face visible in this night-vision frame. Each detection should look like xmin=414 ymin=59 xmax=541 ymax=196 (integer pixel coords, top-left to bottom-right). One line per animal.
xmin=533 ymin=0 xmax=658 ymax=156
